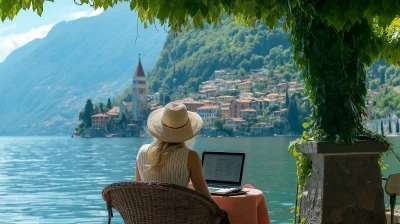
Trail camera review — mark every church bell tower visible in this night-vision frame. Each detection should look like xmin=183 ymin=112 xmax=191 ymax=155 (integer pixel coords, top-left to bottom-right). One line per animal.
xmin=132 ymin=55 xmax=147 ymax=121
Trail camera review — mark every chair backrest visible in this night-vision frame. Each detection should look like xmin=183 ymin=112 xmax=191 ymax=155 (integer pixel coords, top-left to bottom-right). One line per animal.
xmin=102 ymin=181 xmax=225 ymax=224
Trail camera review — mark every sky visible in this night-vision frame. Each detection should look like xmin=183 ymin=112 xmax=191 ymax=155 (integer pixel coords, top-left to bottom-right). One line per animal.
xmin=0 ymin=1 xmax=104 ymax=62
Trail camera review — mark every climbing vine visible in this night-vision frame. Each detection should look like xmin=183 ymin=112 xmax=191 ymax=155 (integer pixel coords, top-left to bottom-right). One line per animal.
xmin=288 ymin=123 xmax=398 ymax=223
xmin=288 ymin=123 xmax=397 ymax=188
xmin=282 ymin=3 xmax=400 ymax=221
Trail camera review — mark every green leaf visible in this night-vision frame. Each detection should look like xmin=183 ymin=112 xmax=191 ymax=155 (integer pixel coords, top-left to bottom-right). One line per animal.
xmin=326 ymin=10 xmax=348 ymax=31
xmin=282 ymin=21 xmax=288 ymax=32
xmin=379 ymin=11 xmax=396 ymax=27
xmin=363 ymin=5 xmax=376 ymax=21
xmin=364 ymin=55 xmax=372 ymax=66
xmin=148 ymin=0 xmax=160 ymax=10
xmin=265 ymin=0 xmax=277 ymax=6
xmin=185 ymin=19 xmax=191 ymax=32
xmin=302 ymin=122 xmax=310 ymax=129
xmin=193 ymin=10 xmax=203 ymax=28
xmin=382 ymin=0 xmax=393 ymax=9
xmin=344 ymin=8 xmax=359 ymax=25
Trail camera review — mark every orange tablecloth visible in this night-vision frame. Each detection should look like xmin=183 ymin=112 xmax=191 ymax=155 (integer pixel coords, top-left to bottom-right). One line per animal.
xmin=212 ymin=188 xmax=270 ymax=224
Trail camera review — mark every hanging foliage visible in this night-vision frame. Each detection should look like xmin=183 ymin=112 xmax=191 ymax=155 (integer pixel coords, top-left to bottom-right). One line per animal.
xmin=2 ymin=1 xmax=400 ymax=222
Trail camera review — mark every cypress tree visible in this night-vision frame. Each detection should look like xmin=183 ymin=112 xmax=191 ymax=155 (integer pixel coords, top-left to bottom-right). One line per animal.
xmin=100 ymin=103 xmax=104 ymax=113
xmin=380 ymin=72 xmax=385 ymax=85
xmin=381 ymin=121 xmax=384 ymax=135
xmin=288 ymin=95 xmax=301 ymax=133
xmin=159 ymin=92 xmax=165 ymax=104
xmin=107 ymin=98 xmax=112 ymax=109
xmin=285 ymin=87 xmax=289 ymax=107
xmin=389 ymin=120 xmax=392 ymax=134
xmin=121 ymin=114 xmax=127 ymax=125
xmin=396 ymin=120 xmax=399 ymax=134
xmin=165 ymin=95 xmax=171 ymax=104
xmin=84 ymin=99 xmax=94 ymax=127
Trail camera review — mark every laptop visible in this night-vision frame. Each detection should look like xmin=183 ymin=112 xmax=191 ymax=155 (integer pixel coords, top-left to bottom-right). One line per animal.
xmin=201 ymin=152 xmax=246 ymax=193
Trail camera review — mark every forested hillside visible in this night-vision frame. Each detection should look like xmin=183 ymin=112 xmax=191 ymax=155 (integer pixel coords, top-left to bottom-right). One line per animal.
xmin=366 ymin=61 xmax=400 ymax=119
xmin=146 ymin=18 xmax=295 ymax=95
xmin=141 ymin=18 xmax=400 ymax=122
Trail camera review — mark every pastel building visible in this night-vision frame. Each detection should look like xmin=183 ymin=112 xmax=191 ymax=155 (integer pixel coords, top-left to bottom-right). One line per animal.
xmin=237 ymin=81 xmax=251 ymax=94
xmin=203 ymin=117 xmax=219 ymax=128
xmin=240 ymin=108 xmax=257 ymax=120
xmin=226 ymin=118 xmax=247 ymax=131
xmin=107 ymin=107 xmax=120 ymax=120
xmin=119 ymin=102 xmax=132 ymax=120
xmin=197 ymin=105 xmax=220 ymax=118
xmin=182 ymin=100 xmax=205 ymax=112
xmin=230 ymin=99 xmax=250 ymax=118
xmin=92 ymin=114 xmax=109 ymax=129
xmin=221 ymin=108 xmax=230 ymax=119
xmin=216 ymin=96 xmax=234 ymax=104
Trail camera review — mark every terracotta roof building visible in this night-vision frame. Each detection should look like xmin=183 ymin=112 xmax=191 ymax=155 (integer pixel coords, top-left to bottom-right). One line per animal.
xmin=240 ymin=108 xmax=257 ymax=120
xmin=197 ymin=105 xmax=220 ymax=118
xmin=92 ymin=113 xmax=109 ymax=129
xmin=230 ymin=99 xmax=251 ymax=118
xmin=182 ymin=100 xmax=205 ymax=112
xmin=107 ymin=107 xmax=120 ymax=120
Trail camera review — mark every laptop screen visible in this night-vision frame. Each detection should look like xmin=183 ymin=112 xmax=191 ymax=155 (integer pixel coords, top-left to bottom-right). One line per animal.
xmin=201 ymin=152 xmax=245 ymax=185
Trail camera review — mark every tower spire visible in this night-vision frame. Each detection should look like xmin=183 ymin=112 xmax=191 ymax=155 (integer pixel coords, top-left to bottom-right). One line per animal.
xmin=133 ymin=55 xmax=145 ymax=77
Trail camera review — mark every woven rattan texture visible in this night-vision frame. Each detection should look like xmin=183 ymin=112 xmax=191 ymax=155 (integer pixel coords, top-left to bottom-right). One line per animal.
xmin=102 ymin=181 xmax=224 ymax=224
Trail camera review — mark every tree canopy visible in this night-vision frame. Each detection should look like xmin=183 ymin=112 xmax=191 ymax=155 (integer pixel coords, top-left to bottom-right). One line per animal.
xmin=2 ymin=1 xmax=399 ymax=63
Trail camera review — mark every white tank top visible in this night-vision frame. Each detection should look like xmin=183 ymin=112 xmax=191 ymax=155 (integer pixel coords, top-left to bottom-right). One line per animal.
xmin=136 ymin=144 xmax=190 ymax=187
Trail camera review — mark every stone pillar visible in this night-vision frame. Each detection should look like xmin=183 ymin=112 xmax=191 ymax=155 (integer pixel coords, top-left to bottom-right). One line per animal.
xmin=298 ymin=141 xmax=387 ymax=224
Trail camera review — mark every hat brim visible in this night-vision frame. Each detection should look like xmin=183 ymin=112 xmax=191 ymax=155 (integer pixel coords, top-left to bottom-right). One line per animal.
xmin=147 ymin=108 xmax=203 ymax=143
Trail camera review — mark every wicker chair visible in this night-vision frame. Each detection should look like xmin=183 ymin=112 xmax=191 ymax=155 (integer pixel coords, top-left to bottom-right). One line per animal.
xmin=102 ymin=181 xmax=227 ymax=224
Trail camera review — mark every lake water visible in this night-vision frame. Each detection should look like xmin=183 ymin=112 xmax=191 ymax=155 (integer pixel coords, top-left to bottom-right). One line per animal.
xmin=0 ymin=136 xmax=399 ymax=224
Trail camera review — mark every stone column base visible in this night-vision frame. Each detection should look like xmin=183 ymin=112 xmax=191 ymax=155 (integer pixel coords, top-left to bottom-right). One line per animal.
xmin=298 ymin=141 xmax=387 ymax=224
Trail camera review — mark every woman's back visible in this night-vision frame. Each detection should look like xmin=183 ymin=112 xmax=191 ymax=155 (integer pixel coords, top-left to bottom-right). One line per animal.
xmin=136 ymin=144 xmax=190 ymax=187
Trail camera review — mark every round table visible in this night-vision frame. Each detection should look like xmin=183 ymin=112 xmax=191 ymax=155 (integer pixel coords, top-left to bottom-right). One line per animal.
xmin=212 ymin=188 xmax=270 ymax=224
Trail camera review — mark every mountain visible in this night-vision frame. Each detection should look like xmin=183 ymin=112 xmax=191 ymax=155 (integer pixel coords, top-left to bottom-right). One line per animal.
xmin=0 ymin=4 xmax=166 ymax=135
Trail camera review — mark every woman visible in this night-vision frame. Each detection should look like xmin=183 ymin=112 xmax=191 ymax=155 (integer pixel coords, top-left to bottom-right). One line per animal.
xmin=135 ymin=102 xmax=211 ymax=197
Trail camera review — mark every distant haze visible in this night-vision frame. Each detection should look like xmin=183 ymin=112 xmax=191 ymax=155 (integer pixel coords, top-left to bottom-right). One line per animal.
xmin=0 ymin=4 xmax=166 ymax=136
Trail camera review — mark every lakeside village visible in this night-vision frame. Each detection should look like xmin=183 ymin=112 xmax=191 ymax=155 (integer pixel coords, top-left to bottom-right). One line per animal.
xmin=73 ymin=59 xmax=381 ymax=138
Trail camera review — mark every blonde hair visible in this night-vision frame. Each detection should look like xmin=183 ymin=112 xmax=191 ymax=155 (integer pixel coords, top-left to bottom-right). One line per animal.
xmin=145 ymin=138 xmax=195 ymax=172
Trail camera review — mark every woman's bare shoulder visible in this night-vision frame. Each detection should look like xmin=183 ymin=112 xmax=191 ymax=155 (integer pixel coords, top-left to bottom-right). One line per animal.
xmin=188 ymin=150 xmax=200 ymax=162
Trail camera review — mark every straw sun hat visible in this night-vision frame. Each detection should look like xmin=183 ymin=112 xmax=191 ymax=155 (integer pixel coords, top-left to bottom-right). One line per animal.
xmin=147 ymin=102 xmax=203 ymax=143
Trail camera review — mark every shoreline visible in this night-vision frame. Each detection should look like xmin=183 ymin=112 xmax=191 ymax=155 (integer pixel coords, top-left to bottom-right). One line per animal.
xmin=71 ymin=135 xmax=301 ymax=138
